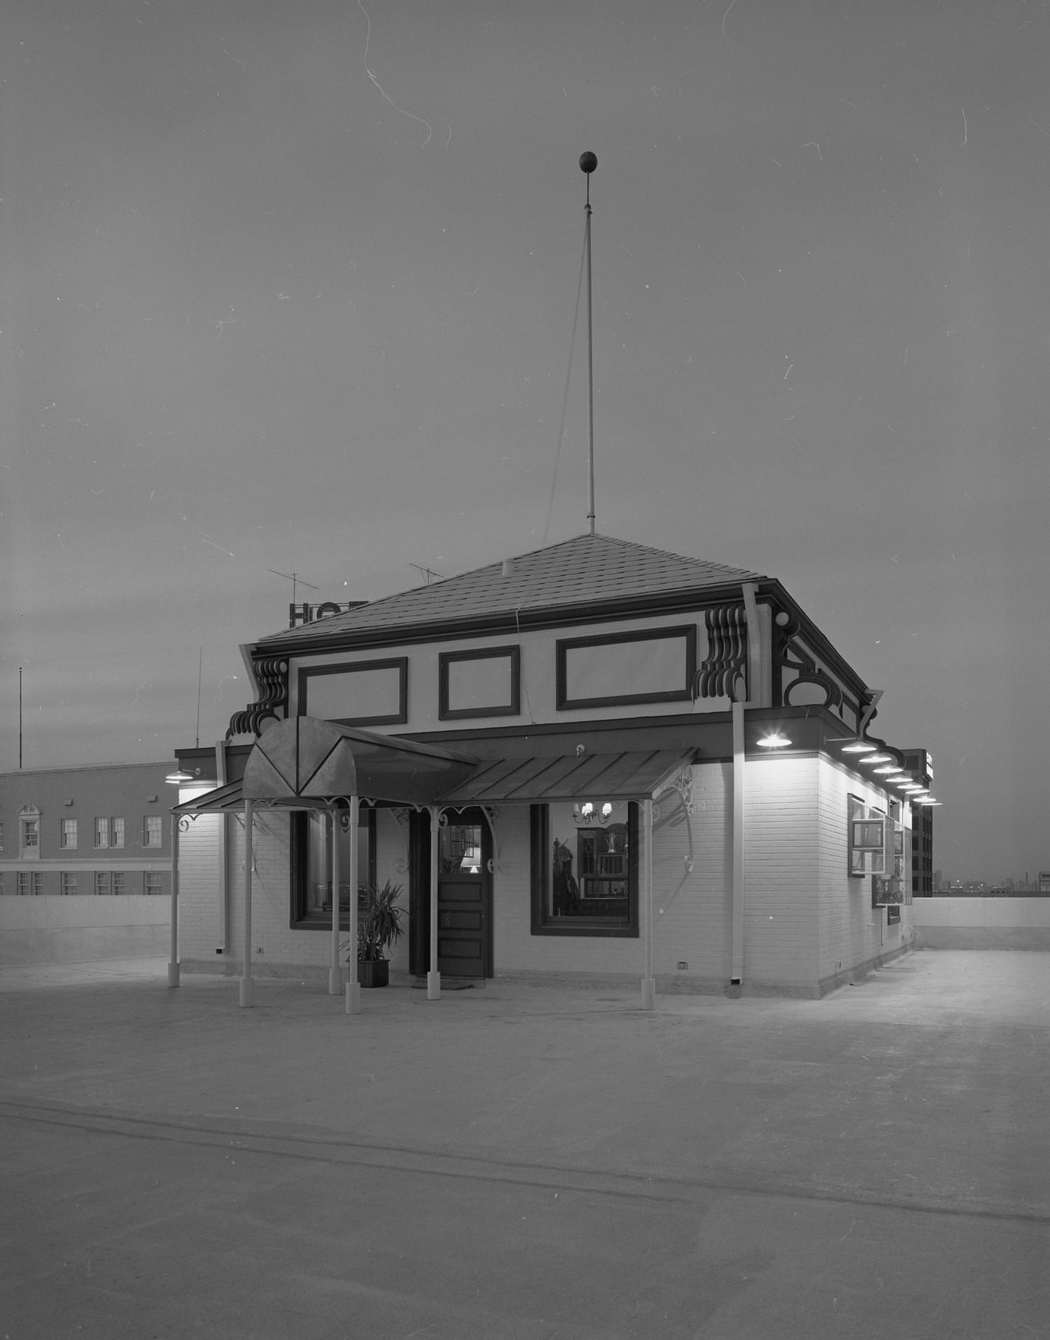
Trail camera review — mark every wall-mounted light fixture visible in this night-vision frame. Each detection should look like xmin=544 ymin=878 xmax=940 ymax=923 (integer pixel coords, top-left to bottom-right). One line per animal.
xmin=857 ymin=753 xmax=894 ymax=766
xmin=165 ymin=768 xmax=197 ymax=785
xmin=757 ymin=730 xmax=792 ymax=749
xmin=839 ymin=740 xmax=877 ymax=754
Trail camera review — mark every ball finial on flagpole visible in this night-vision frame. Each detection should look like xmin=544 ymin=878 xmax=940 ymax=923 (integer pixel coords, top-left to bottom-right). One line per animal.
xmin=579 ymin=150 xmax=597 ymax=173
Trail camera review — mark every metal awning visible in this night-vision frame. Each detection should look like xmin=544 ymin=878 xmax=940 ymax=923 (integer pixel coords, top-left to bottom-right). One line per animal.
xmin=437 ymin=748 xmax=695 ymax=807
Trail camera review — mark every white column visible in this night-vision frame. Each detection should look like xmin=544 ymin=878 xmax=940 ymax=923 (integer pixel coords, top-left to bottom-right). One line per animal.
xmin=731 ymin=700 xmax=746 ymax=987
xmin=328 ymin=809 xmax=341 ymax=995
xmin=345 ymin=795 xmax=361 ymax=1015
xmin=239 ymin=799 xmax=255 ymax=1008
xmin=640 ymin=799 xmax=656 ymax=1009
xmin=168 ymin=815 xmax=180 ymax=988
xmin=427 ymin=806 xmax=441 ymax=999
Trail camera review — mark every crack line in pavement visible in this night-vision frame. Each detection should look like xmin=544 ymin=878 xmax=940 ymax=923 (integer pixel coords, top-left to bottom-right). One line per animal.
xmin=2 ymin=1097 xmax=1046 ymax=1228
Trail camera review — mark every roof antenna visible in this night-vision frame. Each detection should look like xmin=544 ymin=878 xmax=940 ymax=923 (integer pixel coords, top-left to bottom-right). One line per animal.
xmin=268 ymin=568 xmax=319 ymax=606
xmin=580 ymin=150 xmax=598 ymax=536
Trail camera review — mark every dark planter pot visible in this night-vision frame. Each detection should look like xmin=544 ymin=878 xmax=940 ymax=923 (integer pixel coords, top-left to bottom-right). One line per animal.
xmin=358 ymin=959 xmax=389 ymax=988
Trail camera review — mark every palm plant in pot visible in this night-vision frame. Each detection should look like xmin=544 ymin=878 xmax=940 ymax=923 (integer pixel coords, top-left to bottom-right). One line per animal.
xmin=351 ymin=880 xmax=405 ymax=988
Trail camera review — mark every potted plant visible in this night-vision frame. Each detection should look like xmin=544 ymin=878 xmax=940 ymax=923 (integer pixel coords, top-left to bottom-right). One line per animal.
xmin=350 ymin=880 xmax=405 ymax=988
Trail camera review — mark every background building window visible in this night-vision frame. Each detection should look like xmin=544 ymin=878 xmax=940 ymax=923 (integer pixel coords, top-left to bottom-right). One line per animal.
xmin=20 ymin=809 xmax=40 ymax=859
xmin=0 ymin=821 xmax=5 ymax=851
xmin=143 ymin=815 xmax=163 ymax=848
xmin=144 ymin=872 xmax=164 ymax=895
xmin=112 ymin=872 xmax=126 ymax=895
xmin=94 ymin=872 xmax=110 ymax=895
xmin=61 ymin=872 xmax=79 ymax=896
xmin=61 ymin=818 xmax=78 ymax=850
xmin=530 ymin=802 xmax=639 ymax=936
xmin=94 ymin=817 xmax=125 ymax=849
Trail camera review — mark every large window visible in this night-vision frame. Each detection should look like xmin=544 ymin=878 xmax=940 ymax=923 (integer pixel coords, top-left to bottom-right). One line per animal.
xmin=144 ymin=872 xmax=165 ymax=895
xmin=530 ymin=802 xmax=638 ymax=936
xmin=61 ymin=873 xmax=79 ymax=896
xmin=290 ymin=807 xmax=377 ymax=928
xmin=60 ymin=818 xmax=78 ymax=850
xmin=143 ymin=815 xmax=163 ymax=848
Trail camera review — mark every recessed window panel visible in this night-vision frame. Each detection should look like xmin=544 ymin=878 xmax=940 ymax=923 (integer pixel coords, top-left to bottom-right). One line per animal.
xmin=300 ymin=659 xmax=407 ymax=725
xmin=557 ymin=627 xmax=697 ymax=710
xmin=439 ymin=647 xmax=520 ymax=719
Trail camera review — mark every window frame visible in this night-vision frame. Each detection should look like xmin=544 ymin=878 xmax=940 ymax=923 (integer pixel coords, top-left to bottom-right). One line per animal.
xmin=289 ymin=807 xmax=378 ymax=929
xmin=555 ymin=625 xmax=698 ymax=711
xmin=438 ymin=645 xmax=521 ymax=720
xmin=298 ymin=658 xmax=409 ymax=727
xmin=530 ymin=802 xmax=640 ymax=937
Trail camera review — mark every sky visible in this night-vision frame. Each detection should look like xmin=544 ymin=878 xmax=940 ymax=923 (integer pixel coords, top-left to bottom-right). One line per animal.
xmin=3 ymin=0 xmax=1049 ymax=883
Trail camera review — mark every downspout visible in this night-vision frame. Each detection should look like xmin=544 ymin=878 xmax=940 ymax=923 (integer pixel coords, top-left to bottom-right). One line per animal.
xmin=730 ymin=581 xmax=762 ymax=990
xmin=168 ymin=813 xmax=180 ymax=988
xmin=640 ymin=799 xmax=656 ymax=1010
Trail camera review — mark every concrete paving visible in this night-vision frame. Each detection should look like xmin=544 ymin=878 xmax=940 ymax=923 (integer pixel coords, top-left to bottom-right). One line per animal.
xmin=2 ymin=951 xmax=1048 ymax=1338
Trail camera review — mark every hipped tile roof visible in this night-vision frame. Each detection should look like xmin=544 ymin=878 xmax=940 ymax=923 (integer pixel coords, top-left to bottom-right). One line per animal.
xmin=260 ymin=533 xmax=766 ymax=644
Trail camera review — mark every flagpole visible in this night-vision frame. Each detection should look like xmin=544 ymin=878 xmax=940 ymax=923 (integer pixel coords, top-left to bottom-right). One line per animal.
xmin=580 ymin=150 xmax=598 ymax=535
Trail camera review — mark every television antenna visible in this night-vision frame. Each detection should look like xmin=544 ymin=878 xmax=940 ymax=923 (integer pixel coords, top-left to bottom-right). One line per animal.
xmin=409 ymin=563 xmax=444 ymax=586
xmin=268 ymin=569 xmax=319 ymax=605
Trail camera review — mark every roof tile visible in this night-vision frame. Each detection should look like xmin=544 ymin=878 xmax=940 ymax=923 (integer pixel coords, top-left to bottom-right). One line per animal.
xmin=260 ymin=532 xmax=765 ymax=644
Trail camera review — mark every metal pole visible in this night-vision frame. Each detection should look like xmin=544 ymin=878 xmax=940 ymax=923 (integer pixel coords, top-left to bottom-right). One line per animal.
xmin=731 ymin=701 xmax=746 ymax=988
xmin=427 ymin=806 xmax=441 ymax=999
xmin=640 ymin=799 xmax=656 ymax=1009
xmin=328 ymin=809 xmax=340 ymax=994
xmin=345 ymin=796 xmax=361 ymax=1015
xmin=168 ymin=815 xmax=180 ymax=987
xmin=239 ymin=799 xmax=254 ymax=1007
xmin=18 ymin=666 xmax=23 ymax=769
xmin=585 ymin=178 xmax=596 ymax=535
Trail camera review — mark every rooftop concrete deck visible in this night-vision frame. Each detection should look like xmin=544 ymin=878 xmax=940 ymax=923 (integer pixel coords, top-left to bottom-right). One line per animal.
xmin=2 ymin=951 xmax=1048 ymax=1337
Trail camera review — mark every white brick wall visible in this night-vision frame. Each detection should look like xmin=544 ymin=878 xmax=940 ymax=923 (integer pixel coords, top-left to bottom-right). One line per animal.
xmin=743 ymin=756 xmax=820 ymax=988
xmin=815 ymin=757 xmax=916 ymax=984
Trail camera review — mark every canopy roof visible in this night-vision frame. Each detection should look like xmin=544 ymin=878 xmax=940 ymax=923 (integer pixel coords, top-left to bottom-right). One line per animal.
xmin=174 ymin=717 xmax=694 ymax=816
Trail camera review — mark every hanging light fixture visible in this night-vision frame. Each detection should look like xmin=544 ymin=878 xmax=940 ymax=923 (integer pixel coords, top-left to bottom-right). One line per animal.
xmin=857 ymin=753 xmax=893 ymax=766
xmin=840 ymin=741 xmax=877 ymax=754
xmin=757 ymin=730 xmax=792 ymax=748
xmin=165 ymin=768 xmax=196 ymax=785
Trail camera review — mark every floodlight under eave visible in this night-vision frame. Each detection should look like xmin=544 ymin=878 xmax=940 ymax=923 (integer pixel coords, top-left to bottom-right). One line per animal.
xmin=873 ymin=764 xmax=903 ymax=774
xmin=858 ymin=753 xmax=893 ymax=766
xmin=840 ymin=741 xmax=878 ymax=754
xmin=757 ymin=730 xmax=792 ymax=748
xmin=165 ymin=769 xmax=195 ymax=785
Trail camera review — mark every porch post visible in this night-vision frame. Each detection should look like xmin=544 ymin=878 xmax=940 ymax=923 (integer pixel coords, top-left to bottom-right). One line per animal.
xmin=427 ymin=805 xmax=441 ymax=999
xmin=640 ymin=798 xmax=656 ymax=1009
xmin=731 ymin=699 xmax=746 ymax=987
xmin=168 ymin=815 xmax=180 ymax=988
xmin=239 ymin=798 xmax=255 ymax=1008
xmin=345 ymin=795 xmax=361 ymax=1014
xmin=328 ymin=809 xmax=341 ymax=995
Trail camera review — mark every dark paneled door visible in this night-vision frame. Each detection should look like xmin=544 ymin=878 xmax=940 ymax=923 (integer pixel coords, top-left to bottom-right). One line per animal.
xmin=436 ymin=810 xmax=492 ymax=978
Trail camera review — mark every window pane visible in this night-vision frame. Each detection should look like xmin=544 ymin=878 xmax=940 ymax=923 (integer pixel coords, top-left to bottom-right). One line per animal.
xmin=546 ymin=802 xmax=633 ymax=925
xmin=112 ymin=818 xmax=125 ymax=848
xmin=95 ymin=819 xmax=109 ymax=848
xmin=439 ymin=823 xmax=483 ymax=875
